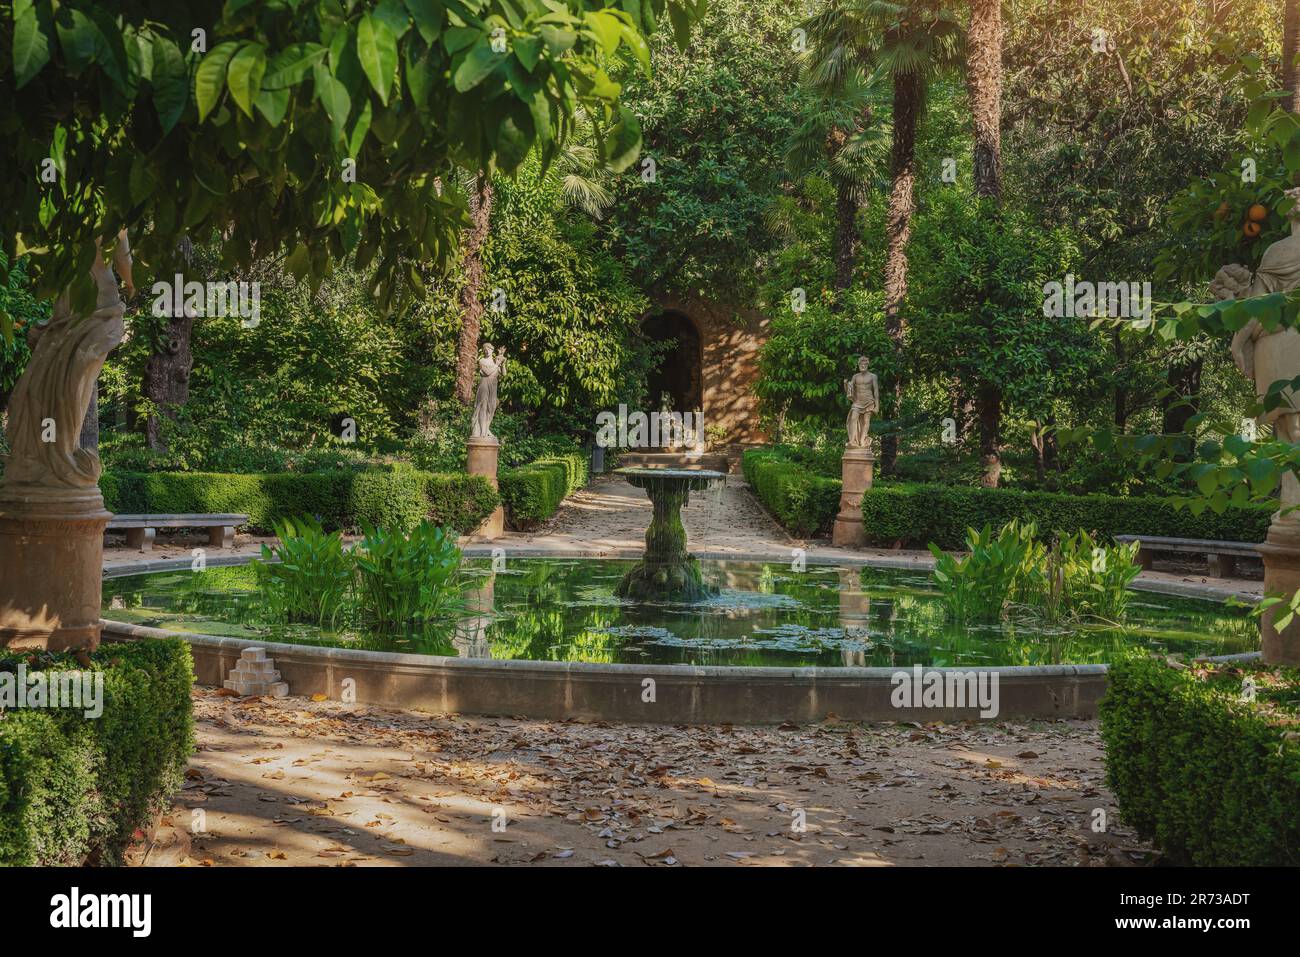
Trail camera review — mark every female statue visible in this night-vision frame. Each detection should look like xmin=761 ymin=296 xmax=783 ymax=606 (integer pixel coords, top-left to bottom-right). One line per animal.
xmin=470 ymin=342 xmax=506 ymax=440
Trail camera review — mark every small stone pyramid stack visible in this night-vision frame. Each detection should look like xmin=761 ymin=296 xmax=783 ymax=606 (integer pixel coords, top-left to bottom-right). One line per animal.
xmin=223 ymin=647 xmax=289 ymax=697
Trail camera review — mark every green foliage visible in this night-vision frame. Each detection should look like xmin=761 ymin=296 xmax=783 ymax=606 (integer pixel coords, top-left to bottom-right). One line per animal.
xmin=499 ymin=452 xmax=589 ymax=529
xmin=0 ymin=0 xmax=703 ymax=323
xmin=908 ymin=192 xmax=1099 ymax=416
xmin=1100 ymin=657 xmax=1300 ymax=866
xmin=743 ymin=448 xmax=1274 ymax=547
xmin=0 ymin=639 xmax=194 ymax=866
xmin=741 ymin=448 xmax=842 ymax=536
xmin=99 ymin=468 xmax=498 ymax=534
xmin=354 ymin=521 xmax=466 ymax=628
xmin=603 ymin=0 xmax=805 ymax=306
xmin=253 ymin=517 xmax=354 ymax=627
xmin=928 ymin=521 xmax=1143 ymax=623
xmin=928 ymin=521 xmax=1044 ymax=622
xmin=755 ymin=291 xmax=895 ymax=429
xmin=0 ymin=254 xmax=44 ymax=403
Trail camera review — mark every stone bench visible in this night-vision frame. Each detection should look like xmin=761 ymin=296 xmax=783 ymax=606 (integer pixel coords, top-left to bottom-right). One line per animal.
xmin=1114 ymin=535 xmax=1260 ymax=579
xmin=106 ymin=513 xmax=249 ymax=551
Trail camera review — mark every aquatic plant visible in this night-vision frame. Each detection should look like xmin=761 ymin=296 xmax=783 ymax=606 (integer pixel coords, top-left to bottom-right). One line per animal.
xmin=252 ymin=517 xmax=354 ymax=628
xmin=930 ymin=522 xmax=1142 ymax=624
xmin=354 ymin=521 xmax=467 ymax=628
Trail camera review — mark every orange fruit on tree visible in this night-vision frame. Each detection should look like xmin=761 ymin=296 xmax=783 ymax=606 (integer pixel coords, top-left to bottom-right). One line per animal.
xmin=1214 ymin=201 xmax=1230 ymax=220
xmin=1243 ymin=220 xmax=1262 ymax=238
xmin=1247 ymin=203 xmax=1269 ymax=222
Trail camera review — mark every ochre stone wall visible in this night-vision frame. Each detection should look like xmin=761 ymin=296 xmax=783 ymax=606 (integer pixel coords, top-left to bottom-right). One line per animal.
xmin=651 ymin=294 xmax=769 ymax=446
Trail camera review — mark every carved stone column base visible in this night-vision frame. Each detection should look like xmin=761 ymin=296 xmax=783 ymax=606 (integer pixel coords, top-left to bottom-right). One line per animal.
xmin=831 ymin=447 xmax=874 ymax=549
xmin=0 ymin=485 xmax=112 ymax=652
xmin=466 ymin=436 xmax=504 ymax=540
xmin=1256 ymin=515 xmax=1300 ymax=665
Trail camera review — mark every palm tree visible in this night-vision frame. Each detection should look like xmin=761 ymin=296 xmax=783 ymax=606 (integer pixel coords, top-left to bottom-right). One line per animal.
xmin=783 ymin=68 xmax=889 ymax=297
xmin=452 ymin=135 xmax=615 ymax=405
xmin=453 ymin=173 xmax=494 ymax=405
xmin=1286 ymin=0 xmax=1300 ymax=113
xmin=966 ymin=0 xmax=1001 ymax=201
xmin=805 ymin=0 xmax=963 ymax=472
xmin=966 ymin=0 xmax=1002 ymax=485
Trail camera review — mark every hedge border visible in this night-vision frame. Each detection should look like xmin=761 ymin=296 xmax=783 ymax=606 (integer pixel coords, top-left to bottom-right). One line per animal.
xmin=101 ymin=468 xmax=499 ymax=535
xmin=1099 ymin=656 xmax=1300 ymax=866
xmin=499 ymin=452 xmax=589 ymax=530
xmin=0 ymin=639 xmax=194 ymax=866
xmin=742 ymin=448 xmax=1274 ymax=546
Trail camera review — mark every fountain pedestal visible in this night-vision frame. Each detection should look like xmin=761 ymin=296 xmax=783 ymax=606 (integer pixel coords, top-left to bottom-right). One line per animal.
xmin=831 ymin=447 xmax=874 ymax=548
xmin=615 ymin=468 xmax=724 ymax=602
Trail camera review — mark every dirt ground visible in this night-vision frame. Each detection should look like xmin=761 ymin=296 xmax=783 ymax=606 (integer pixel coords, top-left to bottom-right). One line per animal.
xmin=135 ymin=687 xmax=1156 ymax=868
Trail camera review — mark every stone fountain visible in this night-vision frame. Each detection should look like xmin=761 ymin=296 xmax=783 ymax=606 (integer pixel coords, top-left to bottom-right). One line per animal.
xmin=615 ymin=467 xmax=726 ymax=602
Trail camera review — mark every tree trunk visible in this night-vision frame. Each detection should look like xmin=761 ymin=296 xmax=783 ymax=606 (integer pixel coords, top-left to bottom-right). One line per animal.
xmin=1285 ymin=0 xmax=1300 ymax=113
xmin=454 ymin=174 xmax=495 ymax=405
xmin=967 ymin=0 xmax=1003 ymax=199
xmin=142 ymin=313 xmax=194 ymax=452
xmin=826 ymin=122 xmax=862 ymax=299
xmin=1112 ymin=330 xmax=1128 ymax=432
xmin=976 ymin=384 xmax=1002 ymax=488
xmin=833 ymin=178 xmax=860 ymax=295
xmin=880 ymin=71 xmax=922 ymax=474
xmin=1161 ymin=357 xmax=1203 ymax=459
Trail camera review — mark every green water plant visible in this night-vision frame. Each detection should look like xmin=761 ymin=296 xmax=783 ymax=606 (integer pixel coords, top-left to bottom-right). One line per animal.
xmin=928 ymin=520 xmax=1043 ymax=621
xmin=252 ymin=517 xmax=354 ymax=628
xmin=930 ymin=521 xmax=1143 ymax=624
xmin=354 ymin=521 xmax=467 ymax=629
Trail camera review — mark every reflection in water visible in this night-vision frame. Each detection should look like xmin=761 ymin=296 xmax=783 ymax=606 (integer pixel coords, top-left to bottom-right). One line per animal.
xmin=101 ymin=558 xmax=1258 ymax=668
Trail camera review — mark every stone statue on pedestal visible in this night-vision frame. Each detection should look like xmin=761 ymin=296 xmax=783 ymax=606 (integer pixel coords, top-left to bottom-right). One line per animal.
xmin=1211 ymin=185 xmax=1300 ymax=663
xmin=470 ymin=342 xmax=506 ymax=440
xmin=844 ymin=355 xmax=879 ymax=450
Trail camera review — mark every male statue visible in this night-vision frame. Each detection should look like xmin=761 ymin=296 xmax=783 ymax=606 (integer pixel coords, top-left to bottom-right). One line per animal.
xmin=844 ymin=355 xmax=879 ymax=450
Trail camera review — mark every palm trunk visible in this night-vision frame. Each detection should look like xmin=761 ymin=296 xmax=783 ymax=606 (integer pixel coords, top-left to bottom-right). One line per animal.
xmin=454 ymin=174 xmax=495 ymax=405
xmin=967 ymin=0 xmax=1003 ymax=199
xmin=833 ymin=178 xmax=860 ymax=295
xmin=1286 ymin=0 xmax=1300 ymax=113
xmin=880 ymin=71 xmax=921 ymax=474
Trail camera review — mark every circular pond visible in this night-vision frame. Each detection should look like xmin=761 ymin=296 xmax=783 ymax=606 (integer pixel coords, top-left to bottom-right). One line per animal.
xmin=101 ymin=557 xmax=1257 ymax=668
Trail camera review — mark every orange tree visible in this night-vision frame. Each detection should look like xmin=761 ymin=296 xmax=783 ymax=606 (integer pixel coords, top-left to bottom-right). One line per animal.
xmin=0 ymin=0 xmax=703 ymax=330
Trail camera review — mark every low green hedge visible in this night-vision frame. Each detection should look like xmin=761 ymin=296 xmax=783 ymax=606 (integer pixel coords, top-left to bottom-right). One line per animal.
xmin=743 ymin=449 xmax=842 ymax=536
xmin=0 ymin=639 xmax=195 ymax=866
xmin=1100 ymin=656 xmax=1300 ymax=866
xmin=100 ymin=467 xmax=499 ymax=534
xmin=742 ymin=448 xmax=1274 ymax=546
xmin=499 ymin=452 xmax=589 ymax=529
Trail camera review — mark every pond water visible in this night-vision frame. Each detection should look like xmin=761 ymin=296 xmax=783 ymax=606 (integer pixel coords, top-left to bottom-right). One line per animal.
xmin=101 ymin=558 xmax=1257 ymax=668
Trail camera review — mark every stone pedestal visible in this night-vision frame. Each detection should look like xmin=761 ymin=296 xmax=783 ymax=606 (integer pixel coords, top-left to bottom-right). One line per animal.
xmin=1256 ymin=500 xmax=1300 ymax=664
xmin=466 ymin=436 xmax=504 ymax=539
xmin=831 ymin=447 xmax=874 ymax=549
xmin=0 ymin=487 xmax=111 ymax=652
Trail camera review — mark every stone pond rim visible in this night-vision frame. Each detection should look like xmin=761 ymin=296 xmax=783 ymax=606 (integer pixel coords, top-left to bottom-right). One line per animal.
xmin=98 ymin=554 xmax=1260 ymax=725
xmin=613 ymin=467 xmax=728 ymax=603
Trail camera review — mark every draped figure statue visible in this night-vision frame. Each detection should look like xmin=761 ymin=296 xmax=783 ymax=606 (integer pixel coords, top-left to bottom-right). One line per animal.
xmin=470 ymin=342 xmax=506 ymax=440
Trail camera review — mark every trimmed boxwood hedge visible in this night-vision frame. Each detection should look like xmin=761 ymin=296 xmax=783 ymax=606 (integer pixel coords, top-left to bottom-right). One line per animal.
xmin=0 ymin=639 xmax=194 ymax=866
xmin=1100 ymin=657 xmax=1300 ymax=866
xmin=742 ymin=448 xmax=1274 ymax=546
xmin=499 ymin=452 xmax=589 ymax=529
xmin=100 ymin=467 xmax=499 ymax=534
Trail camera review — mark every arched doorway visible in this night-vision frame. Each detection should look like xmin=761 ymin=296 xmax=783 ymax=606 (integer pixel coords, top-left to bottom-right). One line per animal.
xmin=642 ymin=311 xmax=703 ymax=430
